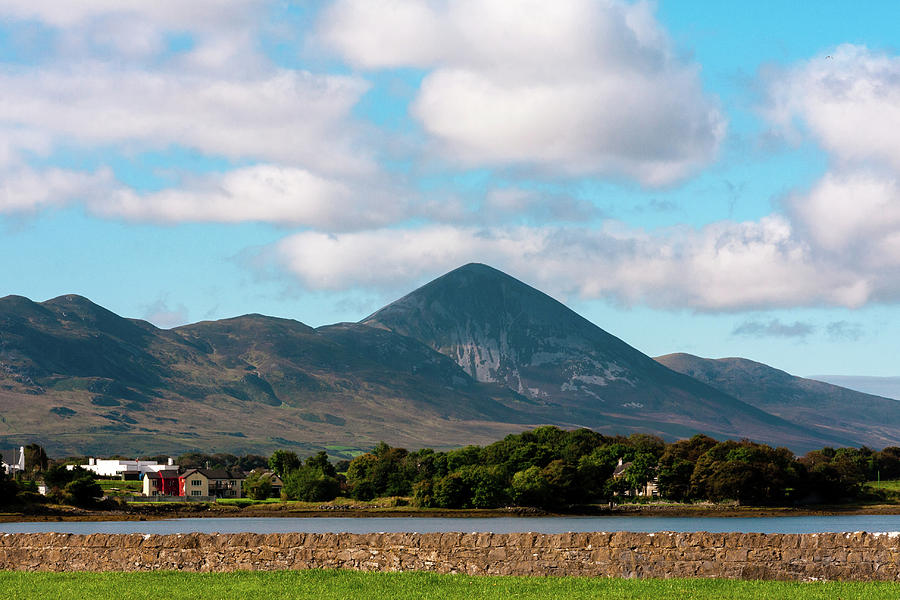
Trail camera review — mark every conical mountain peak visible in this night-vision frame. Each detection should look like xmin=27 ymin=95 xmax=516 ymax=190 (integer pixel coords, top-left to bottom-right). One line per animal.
xmin=365 ymin=264 xmax=692 ymax=396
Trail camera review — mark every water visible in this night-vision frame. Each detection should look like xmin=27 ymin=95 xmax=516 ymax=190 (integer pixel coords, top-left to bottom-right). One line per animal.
xmin=3 ymin=515 xmax=900 ymax=535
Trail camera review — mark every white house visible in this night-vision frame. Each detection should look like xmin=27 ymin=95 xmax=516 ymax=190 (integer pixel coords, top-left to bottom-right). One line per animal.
xmin=1 ymin=446 xmax=25 ymax=475
xmin=68 ymin=457 xmax=177 ymax=480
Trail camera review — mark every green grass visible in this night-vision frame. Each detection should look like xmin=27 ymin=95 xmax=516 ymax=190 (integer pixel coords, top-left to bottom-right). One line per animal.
xmin=96 ymin=480 xmax=142 ymax=492
xmin=214 ymin=496 xmax=411 ymax=509
xmin=217 ymin=498 xmax=285 ymax=506
xmin=1 ymin=570 xmax=899 ymax=600
xmin=867 ymin=479 xmax=900 ymax=492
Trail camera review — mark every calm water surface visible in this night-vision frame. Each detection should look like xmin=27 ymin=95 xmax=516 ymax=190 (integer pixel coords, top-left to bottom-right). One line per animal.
xmin=4 ymin=515 xmax=900 ymax=535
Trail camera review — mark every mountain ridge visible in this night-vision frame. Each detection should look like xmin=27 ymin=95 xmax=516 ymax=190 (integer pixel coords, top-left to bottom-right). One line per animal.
xmin=656 ymin=352 xmax=900 ymax=449
xmin=0 ymin=264 xmax=890 ymax=455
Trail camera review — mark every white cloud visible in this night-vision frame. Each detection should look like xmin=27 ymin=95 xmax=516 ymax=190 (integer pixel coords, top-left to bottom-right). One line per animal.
xmin=766 ymin=45 xmax=900 ymax=170
xmin=271 ymin=216 xmax=885 ymax=310
xmin=0 ymin=66 xmax=372 ymax=176
xmin=0 ymin=166 xmax=114 ymax=213
xmin=0 ymin=1 xmax=263 ymax=30
xmin=96 ymin=165 xmax=407 ymax=229
xmin=318 ymin=0 xmax=725 ymax=185
xmin=0 ymin=0 xmax=385 ymax=226
xmin=787 ymin=170 xmax=900 ymax=256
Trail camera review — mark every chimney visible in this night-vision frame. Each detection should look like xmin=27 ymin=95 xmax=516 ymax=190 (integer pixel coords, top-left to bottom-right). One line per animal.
xmin=617 ymin=457 xmax=623 ymax=467
xmin=89 ymin=458 xmax=95 ymax=466
xmin=168 ymin=457 xmax=174 ymax=466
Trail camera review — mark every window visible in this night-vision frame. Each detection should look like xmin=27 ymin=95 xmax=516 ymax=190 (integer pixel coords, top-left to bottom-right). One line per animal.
xmin=191 ymin=490 xmax=202 ymax=496
xmin=192 ymin=479 xmax=201 ymax=486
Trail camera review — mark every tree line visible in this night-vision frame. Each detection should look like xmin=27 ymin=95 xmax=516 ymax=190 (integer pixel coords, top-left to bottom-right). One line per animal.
xmin=4 ymin=427 xmax=900 ymax=508
xmin=280 ymin=427 xmax=900 ymax=508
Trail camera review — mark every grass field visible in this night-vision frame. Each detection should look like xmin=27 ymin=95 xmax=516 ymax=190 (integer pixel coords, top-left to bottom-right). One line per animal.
xmin=1 ymin=570 xmax=899 ymax=600
xmin=97 ymin=480 xmax=142 ymax=493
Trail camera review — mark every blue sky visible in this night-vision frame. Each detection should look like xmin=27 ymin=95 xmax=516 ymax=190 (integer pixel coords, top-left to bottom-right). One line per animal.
xmin=2 ymin=1 xmax=900 ymax=377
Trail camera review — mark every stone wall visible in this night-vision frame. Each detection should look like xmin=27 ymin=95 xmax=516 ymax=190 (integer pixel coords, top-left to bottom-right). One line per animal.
xmin=2 ymin=531 xmax=900 ymax=581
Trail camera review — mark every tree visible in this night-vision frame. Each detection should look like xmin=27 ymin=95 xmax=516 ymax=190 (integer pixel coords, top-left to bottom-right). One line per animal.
xmin=345 ymin=453 xmax=379 ymax=500
xmin=304 ymin=451 xmax=336 ymax=477
xmin=64 ymin=475 xmax=102 ymax=507
xmin=43 ymin=465 xmax=88 ymax=490
xmin=691 ymin=441 xmax=800 ymax=505
xmin=445 ymin=445 xmax=482 ymax=471
xmin=657 ymin=459 xmax=695 ymax=501
xmin=411 ymin=479 xmax=435 ymax=508
xmin=243 ymin=470 xmax=274 ymax=500
xmin=24 ymin=443 xmax=48 ymax=474
xmin=511 ymin=466 xmax=551 ymax=508
xmin=657 ymin=435 xmax=718 ymax=501
xmin=238 ymin=454 xmax=270 ymax=471
xmin=268 ymin=450 xmax=301 ymax=478
xmin=432 ymin=473 xmax=468 ymax=509
xmin=282 ymin=466 xmax=340 ymax=502
xmin=628 ymin=434 xmax=666 ymax=459
xmin=461 ymin=465 xmax=508 ymax=508
xmin=624 ymin=452 xmax=658 ymax=494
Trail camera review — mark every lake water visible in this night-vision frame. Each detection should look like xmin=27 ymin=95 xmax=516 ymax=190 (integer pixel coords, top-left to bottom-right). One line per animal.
xmin=3 ymin=515 xmax=900 ymax=535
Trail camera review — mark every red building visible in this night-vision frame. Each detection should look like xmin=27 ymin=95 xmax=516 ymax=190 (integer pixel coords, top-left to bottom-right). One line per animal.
xmin=143 ymin=470 xmax=180 ymax=496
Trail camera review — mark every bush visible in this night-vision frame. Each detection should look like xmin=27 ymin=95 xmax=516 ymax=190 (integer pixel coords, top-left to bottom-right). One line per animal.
xmin=282 ymin=466 xmax=340 ymax=502
xmin=64 ymin=476 xmax=103 ymax=507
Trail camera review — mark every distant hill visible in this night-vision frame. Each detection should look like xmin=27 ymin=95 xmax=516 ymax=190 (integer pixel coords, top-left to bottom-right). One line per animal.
xmin=364 ymin=263 xmax=853 ymax=451
xmin=0 ymin=294 xmax=536 ymax=457
xmin=807 ymin=375 xmax=900 ymax=401
xmin=656 ymin=353 xmax=900 ymax=449
xmin=0 ymin=265 xmax=883 ymax=457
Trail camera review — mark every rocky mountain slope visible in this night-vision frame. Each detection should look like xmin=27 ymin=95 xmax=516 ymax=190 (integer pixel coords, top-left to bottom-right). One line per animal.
xmin=364 ymin=264 xmax=854 ymax=451
xmin=656 ymin=353 xmax=900 ymax=449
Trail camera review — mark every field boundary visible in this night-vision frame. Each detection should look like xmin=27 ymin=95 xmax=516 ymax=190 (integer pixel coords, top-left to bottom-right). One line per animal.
xmin=2 ymin=531 xmax=900 ymax=581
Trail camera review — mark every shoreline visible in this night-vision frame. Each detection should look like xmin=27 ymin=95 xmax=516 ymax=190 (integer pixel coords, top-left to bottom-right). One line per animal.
xmin=4 ymin=502 xmax=900 ymax=523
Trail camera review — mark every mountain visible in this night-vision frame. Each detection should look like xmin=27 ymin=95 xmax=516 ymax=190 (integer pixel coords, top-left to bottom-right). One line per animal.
xmin=807 ymin=375 xmax=900 ymax=401
xmin=656 ymin=353 xmax=900 ymax=449
xmin=0 ymin=265 xmax=880 ymax=457
xmin=363 ymin=263 xmax=853 ymax=451
xmin=0 ymin=294 xmax=536 ymax=457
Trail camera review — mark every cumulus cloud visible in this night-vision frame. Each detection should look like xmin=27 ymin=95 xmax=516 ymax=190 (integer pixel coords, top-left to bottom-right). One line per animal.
xmin=731 ymin=319 xmax=814 ymax=339
xmin=786 ymin=170 xmax=900 ymax=263
xmin=245 ymin=42 xmax=900 ymax=312
xmin=0 ymin=1 xmax=263 ymax=29
xmin=0 ymin=165 xmax=114 ymax=213
xmin=0 ymin=66 xmax=372 ymax=176
xmin=270 ymin=216 xmax=886 ymax=310
xmin=96 ymin=165 xmax=407 ymax=229
xmin=318 ymin=0 xmax=725 ymax=185
xmin=765 ymin=45 xmax=900 ymax=170
xmin=0 ymin=0 xmax=385 ymax=225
